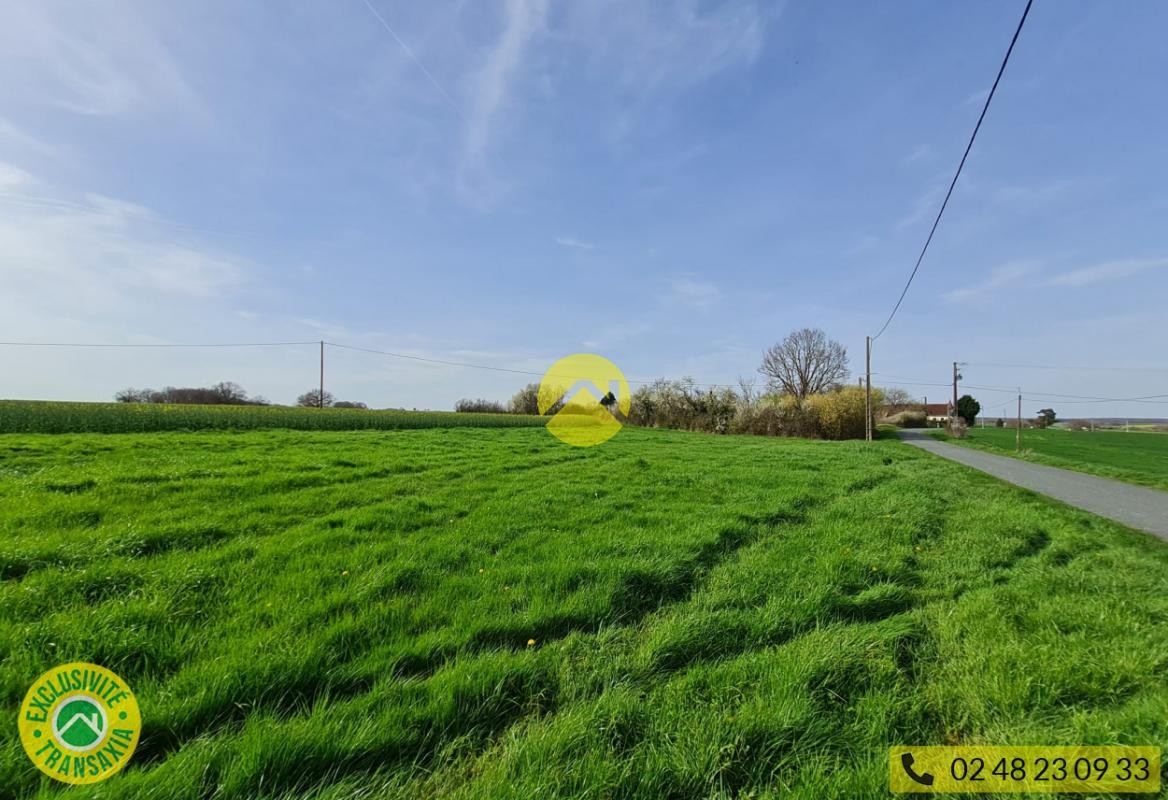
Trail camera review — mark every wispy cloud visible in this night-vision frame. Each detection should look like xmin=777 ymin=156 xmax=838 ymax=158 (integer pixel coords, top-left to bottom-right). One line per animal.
xmin=944 ymin=261 xmax=1034 ymax=304
xmin=902 ymin=144 xmax=933 ymax=165
xmin=565 ymin=1 xmax=769 ymax=97
xmin=843 ymin=235 xmax=879 ymax=257
xmin=894 ymin=182 xmax=944 ymax=232
xmin=0 ymin=3 xmax=198 ymax=118
xmin=0 ymin=161 xmax=249 ymax=334
xmin=1045 ymin=258 xmax=1168 ymax=288
xmin=666 ymin=275 xmax=721 ymax=311
xmin=464 ymin=0 xmax=549 ymax=161
xmin=963 ymin=87 xmax=990 ymax=108
xmin=555 ymin=236 xmax=595 ymax=251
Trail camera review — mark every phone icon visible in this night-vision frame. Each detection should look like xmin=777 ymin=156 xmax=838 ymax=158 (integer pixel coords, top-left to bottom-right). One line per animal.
xmin=901 ymin=753 xmax=935 ymax=786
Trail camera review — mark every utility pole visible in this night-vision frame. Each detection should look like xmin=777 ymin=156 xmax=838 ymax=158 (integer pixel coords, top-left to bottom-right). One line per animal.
xmin=319 ymin=341 xmax=325 ymax=409
xmin=951 ymin=361 xmax=960 ymax=429
xmin=865 ymin=336 xmax=872 ymax=442
xmin=1016 ymin=391 xmax=1021 ymax=452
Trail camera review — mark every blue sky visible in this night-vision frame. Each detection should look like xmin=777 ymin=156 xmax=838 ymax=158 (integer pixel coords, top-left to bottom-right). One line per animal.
xmin=1 ymin=0 xmax=1165 ymax=417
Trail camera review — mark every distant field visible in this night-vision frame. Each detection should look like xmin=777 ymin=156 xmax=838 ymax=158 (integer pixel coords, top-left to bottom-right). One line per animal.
xmin=2 ymin=427 xmax=1165 ymax=798
xmin=942 ymin=426 xmax=1168 ymax=491
xmin=0 ymin=400 xmax=546 ymax=434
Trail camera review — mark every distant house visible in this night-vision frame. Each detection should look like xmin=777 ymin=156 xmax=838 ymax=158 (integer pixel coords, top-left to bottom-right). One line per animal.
xmin=923 ymin=403 xmax=951 ymax=425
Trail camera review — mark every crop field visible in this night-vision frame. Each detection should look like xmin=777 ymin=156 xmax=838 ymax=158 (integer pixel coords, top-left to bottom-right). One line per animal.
xmin=0 ymin=400 xmax=547 ymax=435
xmin=1 ymin=427 xmax=1166 ymax=799
xmin=943 ymin=426 xmax=1168 ymax=491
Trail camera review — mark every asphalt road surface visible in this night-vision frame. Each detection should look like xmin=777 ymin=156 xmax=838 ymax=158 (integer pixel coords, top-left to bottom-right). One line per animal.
xmin=897 ymin=430 xmax=1168 ymax=542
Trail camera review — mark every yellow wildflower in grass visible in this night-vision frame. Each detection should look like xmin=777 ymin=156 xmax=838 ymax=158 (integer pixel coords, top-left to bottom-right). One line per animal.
xmin=526 ymin=639 xmax=536 ymax=647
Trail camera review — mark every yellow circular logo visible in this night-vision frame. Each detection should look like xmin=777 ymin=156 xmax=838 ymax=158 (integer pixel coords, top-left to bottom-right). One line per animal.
xmin=18 ymin=662 xmax=141 ymax=784
xmin=538 ymin=353 xmax=631 ymax=447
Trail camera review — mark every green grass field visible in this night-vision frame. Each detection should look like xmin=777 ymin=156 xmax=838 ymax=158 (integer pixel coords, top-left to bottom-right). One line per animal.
xmin=942 ymin=426 xmax=1168 ymax=491
xmin=1 ymin=427 xmax=1166 ymax=798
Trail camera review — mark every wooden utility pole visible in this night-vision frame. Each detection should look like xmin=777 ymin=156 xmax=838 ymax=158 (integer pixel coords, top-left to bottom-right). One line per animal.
xmin=865 ymin=336 xmax=872 ymax=442
xmin=319 ymin=341 xmax=325 ymax=409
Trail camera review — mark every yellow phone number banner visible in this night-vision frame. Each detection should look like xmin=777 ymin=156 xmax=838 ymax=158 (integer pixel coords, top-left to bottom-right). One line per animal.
xmin=889 ymin=745 xmax=1160 ymax=794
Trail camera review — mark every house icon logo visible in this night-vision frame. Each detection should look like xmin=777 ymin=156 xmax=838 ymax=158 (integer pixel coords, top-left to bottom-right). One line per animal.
xmin=18 ymin=662 xmax=141 ymax=785
xmin=538 ymin=354 xmax=630 ymax=447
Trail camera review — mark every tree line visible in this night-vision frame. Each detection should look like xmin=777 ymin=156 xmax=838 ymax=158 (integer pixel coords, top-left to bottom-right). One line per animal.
xmin=115 ymin=383 xmax=367 ymax=409
xmin=455 ymin=328 xmax=888 ymax=440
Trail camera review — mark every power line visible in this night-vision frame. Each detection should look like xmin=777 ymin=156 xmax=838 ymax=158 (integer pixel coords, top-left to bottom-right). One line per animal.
xmin=965 ymin=361 xmax=1168 ymax=373
xmin=326 ymin=341 xmax=741 ymax=388
xmin=873 ymin=374 xmax=1168 ymax=403
xmin=0 ymin=340 xmax=318 ymax=348
xmin=1023 ymin=390 xmax=1168 ymax=403
xmin=0 ymin=338 xmax=741 ymax=387
xmin=871 ymin=0 xmax=1034 ymax=341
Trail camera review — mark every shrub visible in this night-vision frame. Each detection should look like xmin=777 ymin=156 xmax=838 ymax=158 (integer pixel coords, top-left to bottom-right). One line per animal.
xmin=883 ymin=410 xmax=926 ymax=428
xmin=627 ymin=379 xmax=738 ymax=433
xmin=804 ymin=386 xmax=876 ymax=440
xmin=454 ymin=398 xmax=507 ymax=414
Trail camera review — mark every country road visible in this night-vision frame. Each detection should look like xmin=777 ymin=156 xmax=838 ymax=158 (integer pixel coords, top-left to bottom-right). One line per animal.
xmin=897 ymin=430 xmax=1168 ymax=542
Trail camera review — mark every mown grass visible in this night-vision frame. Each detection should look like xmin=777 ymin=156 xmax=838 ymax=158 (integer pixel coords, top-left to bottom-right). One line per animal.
xmin=0 ymin=400 xmax=546 ymax=434
xmin=938 ymin=425 xmax=1168 ymax=491
xmin=0 ymin=427 xmax=1165 ymax=799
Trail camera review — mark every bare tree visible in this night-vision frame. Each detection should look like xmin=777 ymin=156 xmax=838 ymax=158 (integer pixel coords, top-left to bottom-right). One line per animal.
xmin=881 ymin=387 xmax=915 ymax=409
xmin=115 ymin=387 xmax=151 ymax=403
xmin=296 ymin=389 xmax=335 ymax=408
xmin=758 ymin=328 xmax=849 ymax=400
xmin=211 ymin=381 xmax=248 ymax=404
xmin=737 ymin=375 xmax=758 ymax=406
xmin=455 ymin=398 xmax=506 ymax=413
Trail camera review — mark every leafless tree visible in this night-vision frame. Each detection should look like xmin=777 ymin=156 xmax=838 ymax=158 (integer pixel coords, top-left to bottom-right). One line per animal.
xmin=211 ymin=381 xmax=248 ymax=403
xmin=455 ymin=398 xmax=506 ymax=413
xmin=296 ymin=389 xmax=335 ymax=408
xmin=115 ymin=387 xmax=151 ymax=403
xmin=737 ymin=375 xmax=758 ymax=406
xmin=758 ymin=328 xmax=849 ymax=400
xmin=881 ymin=387 xmax=915 ymax=409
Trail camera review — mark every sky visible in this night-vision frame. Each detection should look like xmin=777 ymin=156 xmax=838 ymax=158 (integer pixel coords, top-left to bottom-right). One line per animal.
xmin=1 ymin=0 xmax=1166 ymax=418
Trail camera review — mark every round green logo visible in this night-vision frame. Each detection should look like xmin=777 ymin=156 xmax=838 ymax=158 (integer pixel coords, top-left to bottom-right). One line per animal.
xmin=53 ymin=696 xmax=107 ymax=751
xmin=18 ymin=662 xmax=141 ymax=785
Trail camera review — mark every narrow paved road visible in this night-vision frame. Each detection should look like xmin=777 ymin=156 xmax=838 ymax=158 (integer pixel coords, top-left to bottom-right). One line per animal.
xmin=897 ymin=430 xmax=1168 ymax=542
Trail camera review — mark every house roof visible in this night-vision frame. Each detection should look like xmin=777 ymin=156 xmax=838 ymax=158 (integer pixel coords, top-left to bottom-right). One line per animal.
xmin=923 ymin=403 xmax=951 ymax=416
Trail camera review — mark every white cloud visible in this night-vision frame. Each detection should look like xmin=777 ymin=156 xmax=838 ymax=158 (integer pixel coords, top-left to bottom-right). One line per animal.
xmin=464 ymin=0 xmax=549 ymax=161
xmin=563 ymin=0 xmax=769 ymax=96
xmin=666 ymin=276 xmax=721 ymax=311
xmin=894 ymin=183 xmax=944 ymax=232
xmin=0 ymin=161 xmax=249 ymax=333
xmin=944 ymin=261 xmax=1034 ymax=304
xmin=0 ymin=117 xmax=62 ymax=159
xmin=0 ymin=162 xmax=36 ymax=190
xmin=844 ymin=235 xmax=879 ymax=257
xmin=963 ymin=88 xmax=990 ymax=108
xmin=1045 ymin=258 xmax=1168 ymax=288
xmin=902 ymin=144 xmax=933 ymax=165
xmin=555 ymin=236 xmax=594 ymax=250
xmin=0 ymin=3 xmax=197 ymax=117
